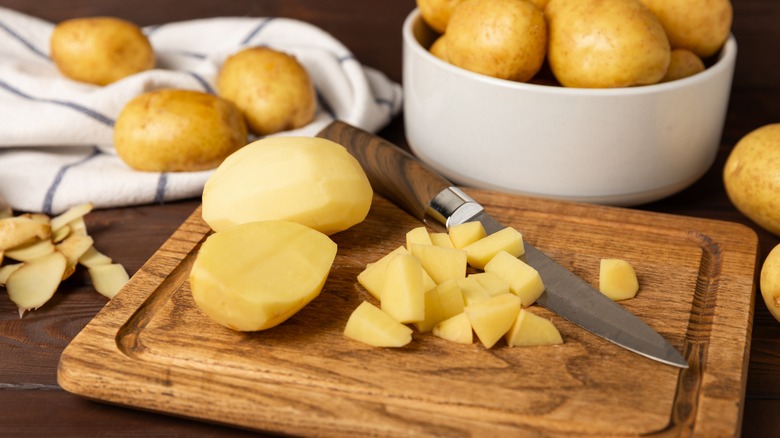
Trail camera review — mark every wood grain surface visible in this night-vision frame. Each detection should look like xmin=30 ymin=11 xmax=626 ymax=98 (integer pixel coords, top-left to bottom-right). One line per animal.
xmin=58 ymin=190 xmax=757 ymax=437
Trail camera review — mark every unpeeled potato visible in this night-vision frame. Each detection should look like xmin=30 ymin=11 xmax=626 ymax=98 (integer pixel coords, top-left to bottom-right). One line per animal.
xmin=638 ymin=0 xmax=733 ymax=58
xmin=113 ymin=89 xmax=247 ymax=172
xmin=445 ymin=0 xmax=547 ymax=83
xmin=723 ymin=124 xmax=780 ymax=236
xmin=50 ymin=17 xmax=155 ymax=86
xmin=546 ymin=0 xmax=670 ymax=88
xmin=217 ymin=47 xmax=316 ymax=136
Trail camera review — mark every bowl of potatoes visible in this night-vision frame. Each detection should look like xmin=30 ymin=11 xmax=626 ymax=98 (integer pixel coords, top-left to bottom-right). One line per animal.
xmin=402 ymin=0 xmax=737 ymax=206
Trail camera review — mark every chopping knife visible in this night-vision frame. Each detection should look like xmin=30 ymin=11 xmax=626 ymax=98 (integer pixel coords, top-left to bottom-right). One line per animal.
xmin=317 ymin=120 xmax=688 ymax=369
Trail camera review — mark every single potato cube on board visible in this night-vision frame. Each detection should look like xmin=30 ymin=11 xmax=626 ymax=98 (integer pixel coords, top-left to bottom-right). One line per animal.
xmin=406 ymin=226 xmax=433 ymax=250
xmin=448 ymin=221 xmax=486 ymax=249
xmin=484 ymin=251 xmax=545 ymax=307
xmin=599 ymin=258 xmax=639 ymax=301
xmin=381 ymin=253 xmax=426 ymax=323
xmin=465 ymin=293 xmax=521 ymax=349
xmin=344 ymin=301 xmax=413 ymax=347
xmin=410 ymin=244 xmax=467 ymax=284
xmin=505 ymin=308 xmax=563 ymax=347
xmin=463 ymin=227 xmax=524 ymax=270
xmin=433 ymin=312 xmax=473 ymax=345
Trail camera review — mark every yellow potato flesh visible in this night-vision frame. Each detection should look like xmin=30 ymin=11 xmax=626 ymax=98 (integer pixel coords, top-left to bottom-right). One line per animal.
xmin=189 ymin=221 xmax=337 ymax=332
xmin=484 ymin=251 xmax=545 ymax=307
xmin=465 ymin=293 xmax=521 ymax=349
xmin=448 ymin=221 xmax=486 ymax=249
xmin=406 ymin=226 xmax=433 ymax=250
xmin=505 ymin=308 xmax=563 ymax=347
xmin=462 ymin=226 xmax=524 ymax=270
xmin=599 ymin=258 xmax=639 ymax=301
xmin=202 ymin=137 xmax=373 ymax=235
xmin=409 ymin=244 xmax=467 ymax=284
xmin=433 ymin=312 xmax=473 ymax=345
xmin=344 ymin=301 xmax=413 ymax=347
xmin=381 ymin=254 xmax=426 ymax=323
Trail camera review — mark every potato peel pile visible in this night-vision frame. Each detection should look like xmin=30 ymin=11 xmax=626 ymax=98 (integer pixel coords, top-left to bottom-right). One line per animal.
xmin=0 ymin=202 xmax=129 ymax=318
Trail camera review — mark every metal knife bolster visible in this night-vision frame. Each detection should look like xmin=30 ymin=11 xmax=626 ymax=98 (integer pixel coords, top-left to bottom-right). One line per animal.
xmin=426 ymin=187 xmax=484 ymax=230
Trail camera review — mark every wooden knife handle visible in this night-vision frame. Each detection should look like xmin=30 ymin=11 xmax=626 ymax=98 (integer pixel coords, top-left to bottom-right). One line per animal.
xmin=316 ymin=121 xmax=451 ymax=222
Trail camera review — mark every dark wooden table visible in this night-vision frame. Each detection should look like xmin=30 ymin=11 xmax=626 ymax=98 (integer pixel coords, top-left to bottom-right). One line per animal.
xmin=0 ymin=0 xmax=777 ymax=436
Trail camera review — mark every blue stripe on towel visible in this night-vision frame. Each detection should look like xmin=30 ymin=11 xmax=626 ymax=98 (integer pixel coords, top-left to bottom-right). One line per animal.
xmin=155 ymin=173 xmax=168 ymax=204
xmin=42 ymin=147 xmax=102 ymax=214
xmin=0 ymin=19 xmax=49 ymax=60
xmin=187 ymin=71 xmax=214 ymax=94
xmin=241 ymin=17 xmax=274 ymax=45
xmin=0 ymin=79 xmax=115 ymax=127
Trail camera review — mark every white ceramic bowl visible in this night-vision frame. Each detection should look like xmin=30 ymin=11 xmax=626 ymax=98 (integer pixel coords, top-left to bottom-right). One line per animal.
xmin=402 ymin=9 xmax=737 ymax=206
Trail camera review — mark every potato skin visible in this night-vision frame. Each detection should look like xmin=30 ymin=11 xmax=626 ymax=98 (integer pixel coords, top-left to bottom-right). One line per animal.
xmin=113 ymin=89 xmax=248 ymax=172
xmin=50 ymin=17 xmax=155 ymax=86
xmin=217 ymin=47 xmax=316 ymax=136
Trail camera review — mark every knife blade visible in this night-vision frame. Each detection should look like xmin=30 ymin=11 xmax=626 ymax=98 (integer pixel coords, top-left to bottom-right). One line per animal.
xmin=317 ymin=120 xmax=688 ymax=368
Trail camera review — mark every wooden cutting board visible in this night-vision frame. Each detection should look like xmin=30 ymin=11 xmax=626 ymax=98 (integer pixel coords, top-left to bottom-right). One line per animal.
xmin=58 ymin=190 xmax=758 ymax=437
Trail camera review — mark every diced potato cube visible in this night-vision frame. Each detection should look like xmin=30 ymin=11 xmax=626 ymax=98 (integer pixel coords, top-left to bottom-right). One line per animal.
xmin=505 ymin=308 xmax=563 ymax=347
xmin=435 ymin=279 xmax=465 ymax=320
xmin=599 ymin=258 xmax=639 ymax=301
xmin=344 ymin=301 xmax=413 ymax=347
xmin=406 ymin=226 xmax=433 ymax=250
xmin=448 ymin=221 xmax=486 ymax=249
xmin=381 ymin=253 xmax=426 ymax=323
xmin=358 ymin=246 xmax=409 ymax=300
xmin=462 ymin=227 xmax=524 ymax=270
xmin=358 ymin=246 xmax=436 ymax=301
xmin=433 ymin=312 xmax=473 ymax=344
xmin=465 ymin=293 xmax=521 ymax=349
xmin=469 ymin=272 xmax=510 ymax=296
xmin=457 ymin=276 xmax=491 ymax=306
xmin=429 ymin=232 xmax=455 ymax=248
xmin=484 ymin=251 xmax=545 ymax=307
xmin=414 ymin=288 xmax=447 ymax=332
xmin=410 ymin=244 xmax=467 ymax=284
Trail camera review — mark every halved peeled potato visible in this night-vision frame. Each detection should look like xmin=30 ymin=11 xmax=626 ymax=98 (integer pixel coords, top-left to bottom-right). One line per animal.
xmin=189 ymin=220 xmax=337 ymax=331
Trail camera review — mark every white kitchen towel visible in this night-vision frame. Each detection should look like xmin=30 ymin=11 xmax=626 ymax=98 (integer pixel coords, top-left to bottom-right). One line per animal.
xmin=0 ymin=6 xmax=402 ymax=214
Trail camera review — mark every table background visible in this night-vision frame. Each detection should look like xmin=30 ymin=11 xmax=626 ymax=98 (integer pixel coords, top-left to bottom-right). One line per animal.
xmin=0 ymin=0 xmax=778 ymax=436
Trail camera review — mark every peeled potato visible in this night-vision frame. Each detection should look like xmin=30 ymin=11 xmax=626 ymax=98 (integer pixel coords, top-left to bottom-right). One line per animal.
xmin=50 ymin=17 xmax=155 ymax=86
xmin=202 ymin=136 xmax=373 ymax=235
xmin=217 ymin=47 xmax=316 ymax=136
xmin=189 ymin=220 xmax=337 ymax=332
xmin=114 ymin=89 xmax=247 ymax=172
